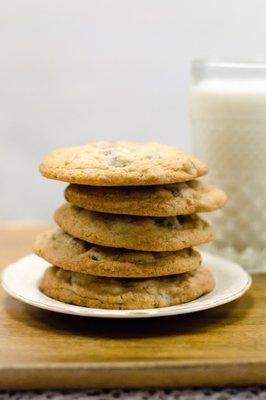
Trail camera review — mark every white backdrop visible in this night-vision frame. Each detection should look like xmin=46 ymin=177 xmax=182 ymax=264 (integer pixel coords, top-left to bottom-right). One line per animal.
xmin=1 ymin=0 xmax=266 ymax=220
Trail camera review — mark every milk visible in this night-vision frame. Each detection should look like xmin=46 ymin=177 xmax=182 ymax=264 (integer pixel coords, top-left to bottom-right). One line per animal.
xmin=190 ymin=77 xmax=266 ymax=271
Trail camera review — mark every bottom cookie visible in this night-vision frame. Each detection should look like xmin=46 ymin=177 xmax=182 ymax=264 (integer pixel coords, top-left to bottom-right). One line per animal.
xmin=40 ymin=266 xmax=215 ymax=310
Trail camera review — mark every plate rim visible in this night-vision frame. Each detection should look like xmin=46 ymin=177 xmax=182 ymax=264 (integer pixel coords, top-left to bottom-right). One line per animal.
xmin=1 ymin=252 xmax=252 ymax=319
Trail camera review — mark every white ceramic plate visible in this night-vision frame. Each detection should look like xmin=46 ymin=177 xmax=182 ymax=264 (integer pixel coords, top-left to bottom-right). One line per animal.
xmin=1 ymin=252 xmax=251 ymax=319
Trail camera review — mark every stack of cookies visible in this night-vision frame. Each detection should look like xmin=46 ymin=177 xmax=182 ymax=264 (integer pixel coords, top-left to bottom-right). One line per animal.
xmin=34 ymin=141 xmax=227 ymax=310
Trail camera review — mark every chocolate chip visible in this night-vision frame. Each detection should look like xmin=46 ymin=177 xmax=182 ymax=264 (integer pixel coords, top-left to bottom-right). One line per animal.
xmin=145 ymin=152 xmax=161 ymax=160
xmin=91 ymin=255 xmax=99 ymax=261
xmin=108 ymin=156 xmax=130 ymax=167
xmin=100 ymin=149 xmax=113 ymax=156
xmin=154 ymin=217 xmax=181 ymax=229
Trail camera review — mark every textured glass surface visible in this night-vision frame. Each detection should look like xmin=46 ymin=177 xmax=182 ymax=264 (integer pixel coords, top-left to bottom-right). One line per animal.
xmin=190 ymin=60 xmax=266 ymax=271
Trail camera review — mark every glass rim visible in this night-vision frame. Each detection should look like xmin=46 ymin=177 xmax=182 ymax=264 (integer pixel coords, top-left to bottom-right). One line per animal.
xmin=192 ymin=58 xmax=266 ymax=70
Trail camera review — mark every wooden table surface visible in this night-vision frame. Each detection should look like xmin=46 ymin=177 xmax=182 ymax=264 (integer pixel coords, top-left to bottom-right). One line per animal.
xmin=0 ymin=224 xmax=265 ymax=390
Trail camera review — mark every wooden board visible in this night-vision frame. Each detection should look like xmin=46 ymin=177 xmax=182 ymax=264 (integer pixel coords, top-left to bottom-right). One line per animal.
xmin=0 ymin=224 xmax=265 ymax=390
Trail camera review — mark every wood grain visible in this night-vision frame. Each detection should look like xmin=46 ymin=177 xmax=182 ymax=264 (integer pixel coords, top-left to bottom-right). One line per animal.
xmin=0 ymin=224 xmax=265 ymax=389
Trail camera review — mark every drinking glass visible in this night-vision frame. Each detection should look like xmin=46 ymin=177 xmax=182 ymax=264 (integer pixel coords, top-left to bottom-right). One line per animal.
xmin=190 ymin=59 xmax=266 ymax=271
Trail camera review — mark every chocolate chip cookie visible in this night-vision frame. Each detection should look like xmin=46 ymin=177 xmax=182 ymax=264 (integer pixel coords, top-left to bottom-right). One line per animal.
xmin=39 ymin=141 xmax=208 ymax=186
xmin=54 ymin=203 xmax=215 ymax=251
xmin=34 ymin=229 xmax=201 ymax=278
xmin=40 ymin=265 xmax=215 ymax=309
xmin=65 ymin=180 xmax=227 ymax=217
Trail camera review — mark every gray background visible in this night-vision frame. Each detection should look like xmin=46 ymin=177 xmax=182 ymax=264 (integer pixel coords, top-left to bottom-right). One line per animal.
xmin=1 ymin=0 xmax=266 ymax=220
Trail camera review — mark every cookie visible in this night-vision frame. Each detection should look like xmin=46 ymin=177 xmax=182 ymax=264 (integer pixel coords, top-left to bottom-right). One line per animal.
xmin=54 ymin=203 xmax=215 ymax=251
xmin=34 ymin=229 xmax=201 ymax=278
xmin=39 ymin=141 xmax=208 ymax=186
xmin=65 ymin=180 xmax=227 ymax=217
xmin=40 ymin=265 xmax=215 ymax=310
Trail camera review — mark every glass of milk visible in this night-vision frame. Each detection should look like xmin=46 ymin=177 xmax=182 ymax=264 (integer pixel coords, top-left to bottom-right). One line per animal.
xmin=190 ymin=60 xmax=266 ymax=272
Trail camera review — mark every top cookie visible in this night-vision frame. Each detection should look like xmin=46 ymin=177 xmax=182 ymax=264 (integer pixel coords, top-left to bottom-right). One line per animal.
xmin=39 ymin=141 xmax=208 ymax=186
